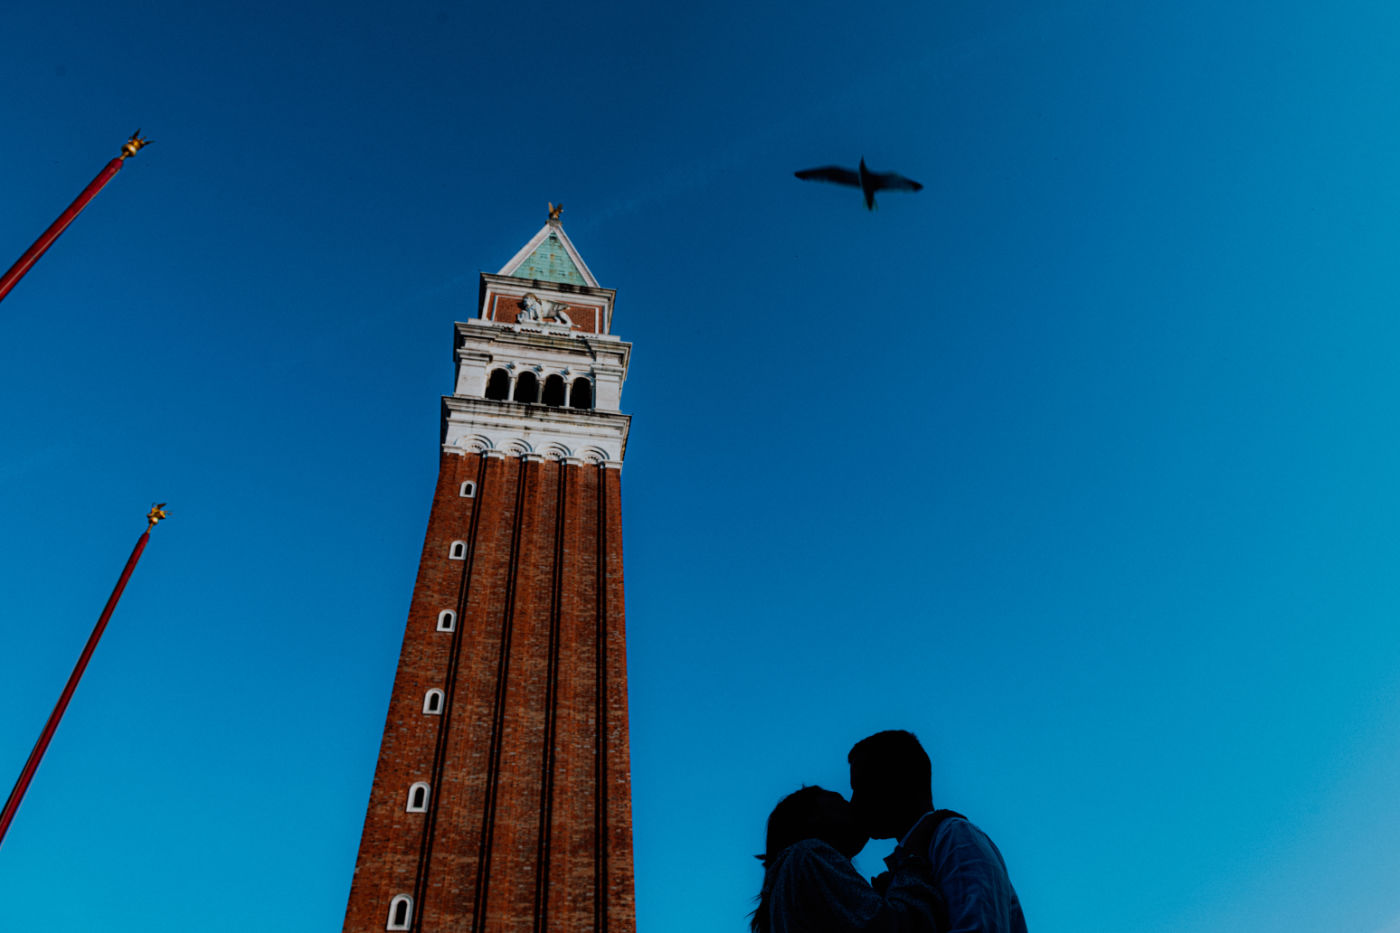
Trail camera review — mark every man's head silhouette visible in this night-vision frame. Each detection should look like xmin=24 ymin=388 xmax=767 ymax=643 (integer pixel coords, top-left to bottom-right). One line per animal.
xmin=847 ymin=729 xmax=934 ymax=840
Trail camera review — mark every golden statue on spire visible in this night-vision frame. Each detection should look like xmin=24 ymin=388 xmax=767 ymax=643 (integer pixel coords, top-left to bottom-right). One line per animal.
xmin=548 ymin=202 xmax=563 ymax=222
xmin=146 ymin=502 xmax=168 ymax=530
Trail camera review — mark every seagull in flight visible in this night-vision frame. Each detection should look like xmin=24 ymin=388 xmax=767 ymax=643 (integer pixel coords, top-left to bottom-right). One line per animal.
xmin=794 ymin=157 xmax=923 ymax=210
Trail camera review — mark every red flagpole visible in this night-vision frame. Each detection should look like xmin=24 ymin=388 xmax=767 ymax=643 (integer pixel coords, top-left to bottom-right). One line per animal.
xmin=0 ymin=504 xmax=166 ymax=851
xmin=0 ymin=130 xmax=151 ymax=306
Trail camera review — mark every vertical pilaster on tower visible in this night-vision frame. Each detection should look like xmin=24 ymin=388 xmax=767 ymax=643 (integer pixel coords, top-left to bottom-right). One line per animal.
xmin=343 ymin=214 xmax=636 ymax=932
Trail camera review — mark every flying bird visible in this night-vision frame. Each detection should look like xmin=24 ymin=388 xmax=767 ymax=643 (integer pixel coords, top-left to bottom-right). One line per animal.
xmin=794 ymin=157 xmax=923 ymax=210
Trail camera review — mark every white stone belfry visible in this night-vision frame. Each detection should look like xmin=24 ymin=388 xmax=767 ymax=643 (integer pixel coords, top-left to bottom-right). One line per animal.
xmin=444 ymin=217 xmax=631 ymax=467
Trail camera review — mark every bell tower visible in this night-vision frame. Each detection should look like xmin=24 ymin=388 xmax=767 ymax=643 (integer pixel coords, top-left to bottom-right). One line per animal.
xmin=342 ymin=211 xmax=636 ymax=932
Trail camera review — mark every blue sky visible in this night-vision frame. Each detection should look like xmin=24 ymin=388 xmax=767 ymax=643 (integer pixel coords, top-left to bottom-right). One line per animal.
xmin=3 ymin=1 xmax=1400 ymax=931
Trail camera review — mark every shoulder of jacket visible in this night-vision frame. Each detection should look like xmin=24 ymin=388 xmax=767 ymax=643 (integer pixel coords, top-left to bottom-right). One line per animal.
xmin=932 ymin=814 xmax=988 ymax=846
xmin=931 ymin=811 xmax=971 ymax=831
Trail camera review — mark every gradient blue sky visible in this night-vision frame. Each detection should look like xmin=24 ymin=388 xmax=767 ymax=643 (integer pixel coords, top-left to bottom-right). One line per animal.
xmin=3 ymin=1 xmax=1400 ymax=931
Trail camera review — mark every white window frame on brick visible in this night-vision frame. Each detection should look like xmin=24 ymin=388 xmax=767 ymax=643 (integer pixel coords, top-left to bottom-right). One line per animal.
xmin=437 ymin=609 xmax=456 ymax=632
xmin=460 ymin=480 xmax=476 ymax=498
xmin=387 ymin=894 xmax=412 ymax=931
xmin=449 ymin=540 xmax=466 ymax=560
xmin=406 ymin=781 xmax=430 ymax=812
xmin=423 ymin=688 xmax=444 ymax=715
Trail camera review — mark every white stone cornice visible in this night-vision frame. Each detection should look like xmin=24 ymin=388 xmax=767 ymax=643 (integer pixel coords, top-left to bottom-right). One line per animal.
xmin=478 ymin=273 xmax=615 ymax=302
xmin=442 ymin=446 xmax=625 ymax=471
xmin=455 ymin=321 xmax=630 ymax=358
xmin=441 ymin=395 xmax=631 ymax=465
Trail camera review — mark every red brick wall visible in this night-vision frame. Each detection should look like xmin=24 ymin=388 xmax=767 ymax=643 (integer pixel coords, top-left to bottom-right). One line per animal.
xmin=342 ymin=451 xmax=635 ymax=933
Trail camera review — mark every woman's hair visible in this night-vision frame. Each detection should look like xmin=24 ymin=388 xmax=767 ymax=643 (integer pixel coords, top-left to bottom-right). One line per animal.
xmin=750 ymin=786 xmax=844 ymax=933
xmin=759 ymin=786 xmax=838 ymax=867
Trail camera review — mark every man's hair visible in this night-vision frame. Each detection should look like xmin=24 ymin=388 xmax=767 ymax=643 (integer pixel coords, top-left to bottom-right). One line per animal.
xmin=847 ymin=729 xmax=932 ymax=797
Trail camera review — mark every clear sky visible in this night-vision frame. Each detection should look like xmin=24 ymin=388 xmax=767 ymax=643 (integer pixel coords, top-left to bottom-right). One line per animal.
xmin=2 ymin=1 xmax=1399 ymax=931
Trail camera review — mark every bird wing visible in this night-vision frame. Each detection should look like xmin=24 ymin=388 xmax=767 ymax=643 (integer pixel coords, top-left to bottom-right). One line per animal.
xmin=869 ymin=171 xmax=923 ymax=192
xmin=794 ymin=166 xmax=861 ymax=187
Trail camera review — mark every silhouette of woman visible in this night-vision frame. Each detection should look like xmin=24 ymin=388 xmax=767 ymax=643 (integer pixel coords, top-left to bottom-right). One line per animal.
xmin=752 ymin=786 xmax=944 ymax=933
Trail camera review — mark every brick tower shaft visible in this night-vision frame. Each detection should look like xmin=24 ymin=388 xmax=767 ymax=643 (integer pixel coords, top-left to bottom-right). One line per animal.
xmin=343 ymin=215 xmax=636 ymax=932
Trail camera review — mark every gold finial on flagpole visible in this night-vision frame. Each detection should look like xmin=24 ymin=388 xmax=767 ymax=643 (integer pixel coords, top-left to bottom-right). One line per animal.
xmin=120 ymin=130 xmax=152 ymax=160
xmin=146 ymin=502 xmax=168 ymax=530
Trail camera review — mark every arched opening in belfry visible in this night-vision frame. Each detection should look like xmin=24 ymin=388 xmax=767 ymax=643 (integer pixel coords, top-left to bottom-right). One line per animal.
xmin=513 ymin=371 xmax=539 ymax=403
xmin=485 ymin=369 xmax=510 ymax=400
xmin=542 ymin=374 xmax=566 ymax=407
xmin=569 ymin=377 xmax=593 ymax=409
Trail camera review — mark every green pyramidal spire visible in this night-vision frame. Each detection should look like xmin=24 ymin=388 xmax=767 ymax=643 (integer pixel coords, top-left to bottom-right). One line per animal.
xmin=508 ymin=230 xmax=588 ymax=286
xmin=498 ymin=211 xmax=600 ymax=287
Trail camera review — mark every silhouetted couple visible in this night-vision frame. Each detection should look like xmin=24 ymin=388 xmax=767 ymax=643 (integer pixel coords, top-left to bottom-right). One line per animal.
xmin=753 ymin=730 xmax=1026 ymax=933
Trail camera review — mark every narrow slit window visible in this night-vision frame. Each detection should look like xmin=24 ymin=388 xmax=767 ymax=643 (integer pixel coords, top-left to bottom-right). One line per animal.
xmin=437 ymin=610 xmax=456 ymax=632
xmin=449 ymin=540 xmax=466 ymax=560
xmin=459 ymin=480 xmax=476 ymax=498
xmin=406 ymin=782 xmax=430 ymax=812
xmin=423 ymin=689 xmax=444 ymax=715
xmin=387 ymin=895 xmax=412 ymax=931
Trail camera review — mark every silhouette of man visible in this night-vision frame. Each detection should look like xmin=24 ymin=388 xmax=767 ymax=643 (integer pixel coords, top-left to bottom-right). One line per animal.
xmin=848 ymin=730 xmax=1027 ymax=933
